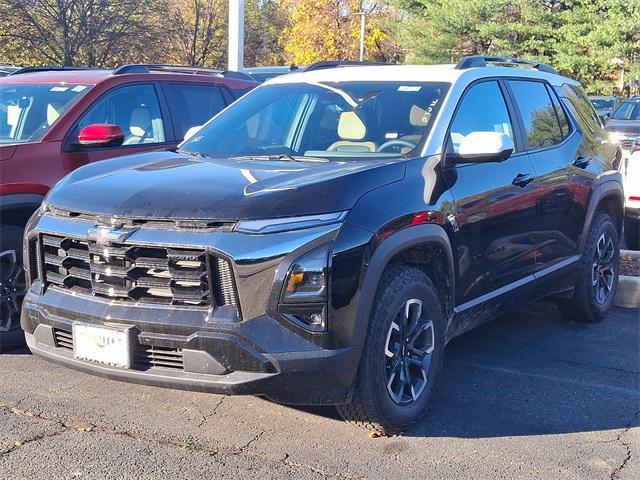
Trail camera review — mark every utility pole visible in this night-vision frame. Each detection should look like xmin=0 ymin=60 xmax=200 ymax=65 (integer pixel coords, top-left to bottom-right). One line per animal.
xmin=228 ymin=0 xmax=245 ymax=71
xmin=355 ymin=12 xmax=366 ymax=62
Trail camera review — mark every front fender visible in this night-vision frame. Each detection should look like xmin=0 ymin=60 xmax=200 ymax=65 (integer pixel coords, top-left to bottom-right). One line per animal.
xmin=337 ymin=223 xmax=454 ymax=351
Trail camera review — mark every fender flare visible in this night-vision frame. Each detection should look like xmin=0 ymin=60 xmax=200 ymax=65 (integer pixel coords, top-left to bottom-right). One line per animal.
xmin=579 ymin=179 xmax=624 ymax=252
xmin=350 ymin=223 xmax=455 ymax=349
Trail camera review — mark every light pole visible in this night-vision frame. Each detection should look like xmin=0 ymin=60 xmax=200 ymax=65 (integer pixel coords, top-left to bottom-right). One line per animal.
xmin=355 ymin=12 xmax=366 ymax=62
xmin=228 ymin=0 xmax=245 ymax=71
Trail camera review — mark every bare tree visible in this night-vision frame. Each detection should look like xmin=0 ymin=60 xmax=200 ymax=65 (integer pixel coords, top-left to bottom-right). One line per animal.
xmin=165 ymin=0 xmax=226 ymax=67
xmin=0 ymin=0 xmax=162 ymax=66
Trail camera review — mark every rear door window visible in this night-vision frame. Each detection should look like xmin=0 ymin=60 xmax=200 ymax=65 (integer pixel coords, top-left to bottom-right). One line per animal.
xmin=162 ymin=83 xmax=227 ymax=140
xmin=509 ymin=80 xmax=564 ymax=150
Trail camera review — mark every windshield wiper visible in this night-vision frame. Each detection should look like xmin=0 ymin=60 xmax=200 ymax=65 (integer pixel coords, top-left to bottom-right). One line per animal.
xmin=231 ymin=154 xmax=329 ymax=163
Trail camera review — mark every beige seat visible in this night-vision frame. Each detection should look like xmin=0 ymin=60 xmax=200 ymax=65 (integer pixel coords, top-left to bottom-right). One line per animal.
xmin=123 ymin=108 xmax=151 ymax=145
xmin=327 ymin=111 xmax=376 ymax=153
xmin=46 ymin=102 xmax=64 ymax=126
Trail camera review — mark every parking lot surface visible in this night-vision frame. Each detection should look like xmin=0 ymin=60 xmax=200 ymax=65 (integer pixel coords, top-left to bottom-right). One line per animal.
xmin=1 ymin=302 xmax=638 ymax=480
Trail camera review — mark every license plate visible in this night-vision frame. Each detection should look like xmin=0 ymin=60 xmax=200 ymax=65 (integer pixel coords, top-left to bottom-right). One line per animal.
xmin=73 ymin=323 xmax=132 ymax=368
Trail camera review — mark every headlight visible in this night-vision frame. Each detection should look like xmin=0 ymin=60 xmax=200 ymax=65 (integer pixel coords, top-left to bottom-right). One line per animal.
xmin=235 ymin=211 xmax=348 ymax=234
xmin=279 ymin=243 xmax=331 ymax=331
xmin=283 ymin=245 xmax=328 ymax=301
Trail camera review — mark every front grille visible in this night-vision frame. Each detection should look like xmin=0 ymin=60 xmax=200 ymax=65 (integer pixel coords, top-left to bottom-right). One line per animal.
xmin=40 ymin=234 xmax=237 ymax=308
xmin=53 ymin=328 xmax=184 ymax=371
xmin=53 ymin=328 xmax=73 ymax=351
xmin=135 ymin=345 xmax=184 ymax=370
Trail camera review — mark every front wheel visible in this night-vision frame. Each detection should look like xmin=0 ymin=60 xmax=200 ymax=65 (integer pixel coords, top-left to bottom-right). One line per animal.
xmin=557 ymin=212 xmax=619 ymax=323
xmin=1 ymin=225 xmax=26 ymax=350
xmin=337 ymin=266 xmax=445 ymax=435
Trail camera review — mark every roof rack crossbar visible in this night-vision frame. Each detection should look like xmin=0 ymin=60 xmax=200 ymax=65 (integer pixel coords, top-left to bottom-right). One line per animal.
xmin=9 ymin=66 xmax=99 ymax=76
xmin=455 ymin=56 xmax=559 ymax=75
xmin=304 ymin=60 xmax=392 ymax=72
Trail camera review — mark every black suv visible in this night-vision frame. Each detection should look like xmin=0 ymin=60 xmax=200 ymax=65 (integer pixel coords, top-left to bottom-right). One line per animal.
xmin=21 ymin=57 xmax=623 ymax=435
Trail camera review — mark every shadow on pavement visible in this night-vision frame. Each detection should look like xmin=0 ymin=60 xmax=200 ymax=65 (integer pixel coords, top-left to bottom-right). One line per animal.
xmin=294 ymin=302 xmax=640 ymax=438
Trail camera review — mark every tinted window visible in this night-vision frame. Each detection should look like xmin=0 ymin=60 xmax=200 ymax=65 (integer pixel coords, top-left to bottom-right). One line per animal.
xmin=163 ymin=83 xmax=227 ymax=140
xmin=79 ymin=84 xmax=165 ymax=145
xmin=510 ymin=80 xmax=563 ymax=150
xmin=612 ymin=100 xmax=640 ymax=120
xmin=547 ymin=85 xmax=570 ymax=137
xmin=0 ymin=84 xmax=91 ymax=144
xmin=181 ymin=82 xmax=448 ymax=159
xmin=448 ymin=81 xmax=515 ymax=153
xmin=557 ymin=84 xmax=601 ymax=135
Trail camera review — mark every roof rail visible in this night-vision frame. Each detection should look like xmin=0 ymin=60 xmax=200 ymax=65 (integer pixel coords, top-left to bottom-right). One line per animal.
xmin=304 ymin=60 xmax=391 ymax=72
xmin=456 ymin=56 xmax=559 ymax=75
xmin=0 ymin=65 xmax=18 ymax=75
xmin=9 ymin=66 xmax=99 ymax=76
xmin=112 ymin=64 xmax=254 ymax=81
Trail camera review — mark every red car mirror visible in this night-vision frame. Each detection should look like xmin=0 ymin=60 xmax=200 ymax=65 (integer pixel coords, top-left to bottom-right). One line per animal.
xmin=77 ymin=124 xmax=125 ymax=148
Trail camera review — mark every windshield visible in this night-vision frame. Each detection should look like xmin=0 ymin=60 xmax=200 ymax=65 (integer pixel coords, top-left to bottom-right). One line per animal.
xmin=0 ymin=83 xmax=91 ymax=144
xmin=590 ymin=99 xmax=615 ymax=110
xmin=180 ymin=81 xmax=449 ymax=159
xmin=611 ymin=100 xmax=640 ymax=120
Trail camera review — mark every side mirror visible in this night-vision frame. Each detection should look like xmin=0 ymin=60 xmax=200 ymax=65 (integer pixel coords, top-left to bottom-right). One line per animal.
xmin=183 ymin=125 xmax=203 ymax=142
xmin=77 ymin=124 xmax=124 ymax=148
xmin=452 ymin=131 xmax=514 ymax=164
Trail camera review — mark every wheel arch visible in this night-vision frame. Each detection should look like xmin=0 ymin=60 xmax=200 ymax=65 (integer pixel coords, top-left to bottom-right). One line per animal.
xmin=351 ymin=224 xmax=455 ymax=349
xmin=580 ymin=179 xmax=624 ymax=252
xmin=0 ymin=194 xmax=45 ymax=228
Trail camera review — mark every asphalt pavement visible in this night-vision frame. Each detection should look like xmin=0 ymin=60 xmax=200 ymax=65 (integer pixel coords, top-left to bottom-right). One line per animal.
xmin=0 ymin=302 xmax=638 ymax=479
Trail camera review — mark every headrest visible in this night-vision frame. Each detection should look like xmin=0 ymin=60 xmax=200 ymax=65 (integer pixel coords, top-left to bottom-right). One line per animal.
xmin=337 ymin=111 xmax=366 ymax=140
xmin=47 ymin=102 xmax=63 ymax=126
xmin=410 ymin=105 xmax=431 ymax=127
xmin=129 ymin=107 xmax=151 ymax=137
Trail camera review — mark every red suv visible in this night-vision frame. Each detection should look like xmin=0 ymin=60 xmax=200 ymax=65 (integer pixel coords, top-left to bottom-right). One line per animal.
xmin=0 ymin=65 xmax=256 ymax=349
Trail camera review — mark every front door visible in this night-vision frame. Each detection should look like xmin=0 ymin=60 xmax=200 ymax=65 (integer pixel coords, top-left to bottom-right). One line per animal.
xmin=61 ymin=83 xmax=176 ymax=172
xmin=443 ymin=80 xmax=540 ymax=319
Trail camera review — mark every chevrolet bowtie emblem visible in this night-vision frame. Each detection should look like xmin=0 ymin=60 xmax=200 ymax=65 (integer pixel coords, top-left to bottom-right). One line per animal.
xmin=87 ymin=225 xmax=138 ymax=245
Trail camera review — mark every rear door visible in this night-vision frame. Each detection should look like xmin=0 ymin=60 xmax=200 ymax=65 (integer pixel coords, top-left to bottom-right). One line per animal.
xmin=506 ymin=79 xmax=588 ymax=275
xmin=61 ymin=83 xmax=175 ymax=171
xmin=160 ymin=83 xmax=228 ymax=142
xmin=445 ymin=79 xmax=540 ymax=310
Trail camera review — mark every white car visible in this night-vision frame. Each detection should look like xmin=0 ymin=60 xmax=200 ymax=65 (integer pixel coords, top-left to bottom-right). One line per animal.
xmin=624 ymin=151 xmax=640 ymax=249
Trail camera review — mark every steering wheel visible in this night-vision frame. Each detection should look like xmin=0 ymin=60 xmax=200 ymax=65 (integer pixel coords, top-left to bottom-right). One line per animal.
xmin=377 ymin=139 xmax=417 ymax=153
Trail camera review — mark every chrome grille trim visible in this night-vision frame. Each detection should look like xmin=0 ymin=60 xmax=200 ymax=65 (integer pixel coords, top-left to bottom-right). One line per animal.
xmin=39 ymin=233 xmax=240 ymax=308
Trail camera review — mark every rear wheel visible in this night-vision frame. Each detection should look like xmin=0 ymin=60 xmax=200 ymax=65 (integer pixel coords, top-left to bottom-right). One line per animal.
xmin=0 ymin=225 xmax=26 ymax=350
xmin=557 ymin=212 xmax=619 ymax=323
xmin=337 ymin=266 xmax=445 ymax=436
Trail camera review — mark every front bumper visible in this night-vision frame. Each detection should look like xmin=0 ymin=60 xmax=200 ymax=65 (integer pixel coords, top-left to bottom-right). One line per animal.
xmin=21 ymin=211 xmax=361 ymax=405
xmin=21 ymin=287 xmax=359 ymax=404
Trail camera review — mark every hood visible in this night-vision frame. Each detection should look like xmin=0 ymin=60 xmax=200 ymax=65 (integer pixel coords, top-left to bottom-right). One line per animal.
xmin=47 ymin=150 xmax=406 ymax=221
xmin=604 ymin=119 xmax=640 ymax=135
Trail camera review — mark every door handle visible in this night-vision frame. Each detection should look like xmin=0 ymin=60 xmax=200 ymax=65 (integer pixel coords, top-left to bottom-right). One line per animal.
xmin=512 ymin=173 xmax=535 ymax=187
xmin=573 ymin=156 xmax=591 ymax=169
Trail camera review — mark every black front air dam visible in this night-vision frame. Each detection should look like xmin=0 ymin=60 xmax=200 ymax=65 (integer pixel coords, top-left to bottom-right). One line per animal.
xmin=21 ymin=292 xmax=359 ymax=405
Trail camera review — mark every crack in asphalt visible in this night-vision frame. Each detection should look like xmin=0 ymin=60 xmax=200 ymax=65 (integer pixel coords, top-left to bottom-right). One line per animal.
xmin=196 ymin=395 xmax=227 ymax=428
xmin=610 ymin=410 xmax=639 ymax=479
xmin=0 ymin=402 xmax=363 ymax=479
